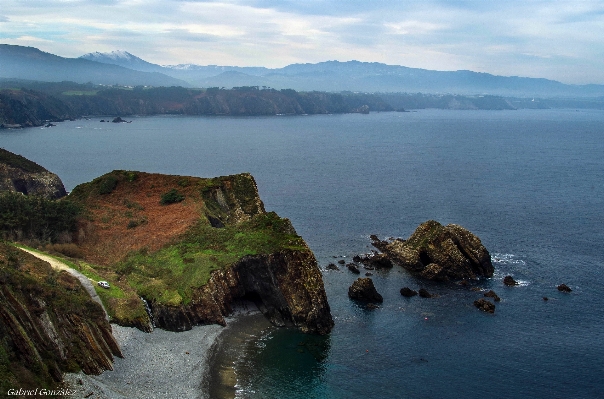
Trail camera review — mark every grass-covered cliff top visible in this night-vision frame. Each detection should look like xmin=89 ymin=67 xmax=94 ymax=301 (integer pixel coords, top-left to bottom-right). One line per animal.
xmin=64 ymin=170 xmax=309 ymax=324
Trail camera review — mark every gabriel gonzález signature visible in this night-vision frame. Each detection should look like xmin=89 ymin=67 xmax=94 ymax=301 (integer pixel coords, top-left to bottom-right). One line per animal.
xmin=7 ymin=388 xmax=76 ymax=396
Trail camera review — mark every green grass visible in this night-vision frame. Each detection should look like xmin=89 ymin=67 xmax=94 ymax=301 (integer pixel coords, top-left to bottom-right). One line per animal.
xmin=117 ymin=211 xmax=307 ymax=306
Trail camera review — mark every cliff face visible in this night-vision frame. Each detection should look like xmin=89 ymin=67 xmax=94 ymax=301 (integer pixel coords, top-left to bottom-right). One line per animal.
xmin=151 ymin=247 xmax=333 ymax=335
xmin=0 ymin=148 xmax=67 ymax=199
xmin=0 ymin=242 xmax=122 ymax=392
xmin=69 ymin=170 xmax=334 ymax=335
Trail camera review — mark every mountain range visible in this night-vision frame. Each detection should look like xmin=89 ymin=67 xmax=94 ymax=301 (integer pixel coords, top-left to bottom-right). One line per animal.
xmin=2 ymin=44 xmax=604 ymax=97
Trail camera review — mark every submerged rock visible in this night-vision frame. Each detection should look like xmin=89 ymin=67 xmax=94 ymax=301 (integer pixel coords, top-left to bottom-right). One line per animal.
xmin=326 ymin=263 xmax=340 ymax=271
xmin=347 ymin=264 xmax=361 ymax=274
xmin=484 ymin=290 xmax=501 ymax=302
xmin=474 ymin=298 xmax=496 ymax=313
xmin=348 ymin=277 xmax=383 ymax=303
xmin=503 ymin=276 xmax=519 ymax=286
xmin=557 ymin=284 xmax=572 ymax=293
xmin=400 ymin=287 xmax=418 ymax=297
xmin=374 ymin=221 xmax=493 ymax=281
xmin=418 ymin=288 xmax=434 ymax=298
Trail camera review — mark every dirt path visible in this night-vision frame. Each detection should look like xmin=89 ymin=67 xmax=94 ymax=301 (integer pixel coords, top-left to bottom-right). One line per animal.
xmin=20 ymin=248 xmax=109 ymax=320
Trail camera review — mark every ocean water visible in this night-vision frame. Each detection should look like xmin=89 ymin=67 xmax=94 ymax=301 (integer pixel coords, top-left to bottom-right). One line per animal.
xmin=1 ymin=110 xmax=603 ymax=398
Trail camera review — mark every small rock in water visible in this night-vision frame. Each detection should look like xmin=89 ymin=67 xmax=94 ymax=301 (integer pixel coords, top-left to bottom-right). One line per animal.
xmin=347 ymin=264 xmax=360 ymax=274
xmin=474 ymin=298 xmax=496 ymax=313
xmin=326 ymin=263 xmax=340 ymax=271
xmin=348 ymin=277 xmax=383 ymax=303
xmin=557 ymin=283 xmax=572 ymax=293
xmin=503 ymin=275 xmax=519 ymax=286
xmin=400 ymin=287 xmax=418 ymax=297
xmin=418 ymin=288 xmax=433 ymax=298
xmin=338 ymin=259 xmax=346 ymax=264
xmin=483 ymin=290 xmax=501 ymax=302
xmin=365 ymin=272 xmax=373 ymax=276
xmin=366 ymin=303 xmax=379 ymax=310
xmin=543 ymin=297 xmax=549 ymax=301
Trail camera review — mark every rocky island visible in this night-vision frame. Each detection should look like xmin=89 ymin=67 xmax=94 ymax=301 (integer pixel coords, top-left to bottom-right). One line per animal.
xmin=371 ymin=220 xmax=494 ymax=281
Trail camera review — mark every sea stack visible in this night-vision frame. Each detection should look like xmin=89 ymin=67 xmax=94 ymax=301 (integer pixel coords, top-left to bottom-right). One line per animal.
xmin=372 ymin=220 xmax=493 ymax=281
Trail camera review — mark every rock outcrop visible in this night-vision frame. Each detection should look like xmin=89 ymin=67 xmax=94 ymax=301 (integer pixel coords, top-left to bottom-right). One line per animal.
xmin=474 ymin=299 xmax=496 ymax=313
xmin=0 ymin=148 xmax=67 ymax=199
xmin=0 ymin=242 xmax=122 ymax=392
xmin=348 ymin=278 xmax=383 ymax=303
xmin=503 ymin=276 xmax=518 ymax=286
xmin=373 ymin=220 xmax=493 ymax=281
xmin=400 ymin=287 xmax=418 ymax=297
xmin=69 ymin=170 xmax=334 ymax=335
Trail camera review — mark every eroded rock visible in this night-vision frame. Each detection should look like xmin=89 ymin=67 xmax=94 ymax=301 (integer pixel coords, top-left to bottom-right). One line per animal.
xmin=348 ymin=277 xmax=383 ymax=303
xmin=374 ymin=221 xmax=493 ymax=281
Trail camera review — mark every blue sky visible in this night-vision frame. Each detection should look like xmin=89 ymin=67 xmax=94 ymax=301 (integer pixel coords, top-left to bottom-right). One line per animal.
xmin=1 ymin=0 xmax=603 ymax=84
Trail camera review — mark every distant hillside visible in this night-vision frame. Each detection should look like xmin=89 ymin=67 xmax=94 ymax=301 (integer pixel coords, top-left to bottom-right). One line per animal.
xmin=80 ymin=50 xmax=604 ymax=97
xmin=0 ymin=83 xmax=393 ymax=127
xmin=0 ymin=45 xmax=188 ymax=87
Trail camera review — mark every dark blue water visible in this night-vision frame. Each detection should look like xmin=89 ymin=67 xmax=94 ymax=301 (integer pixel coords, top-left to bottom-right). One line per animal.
xmin=2 ymin=110 xmax=603 ymax=398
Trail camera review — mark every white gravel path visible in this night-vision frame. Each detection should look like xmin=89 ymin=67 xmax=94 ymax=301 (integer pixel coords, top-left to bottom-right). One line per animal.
xmin=63 ymin=323 xmax=226 ymax=399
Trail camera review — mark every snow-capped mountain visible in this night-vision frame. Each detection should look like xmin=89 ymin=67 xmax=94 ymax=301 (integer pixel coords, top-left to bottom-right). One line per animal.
xmin=80 ymin=50 xmax=163 ymax=73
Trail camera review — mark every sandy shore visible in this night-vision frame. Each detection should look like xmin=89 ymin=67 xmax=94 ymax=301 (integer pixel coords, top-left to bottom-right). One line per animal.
xmin=63 ymin=323 xmax=224 ymax=399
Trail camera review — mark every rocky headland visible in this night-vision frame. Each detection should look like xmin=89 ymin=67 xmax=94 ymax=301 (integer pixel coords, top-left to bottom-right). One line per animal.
xmin=66 ymin=170 xmax=334 ymax=335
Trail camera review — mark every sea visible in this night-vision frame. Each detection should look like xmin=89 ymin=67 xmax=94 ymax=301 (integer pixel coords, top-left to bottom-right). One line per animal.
xmin=1 ymin=109 xmax=603 ymax=399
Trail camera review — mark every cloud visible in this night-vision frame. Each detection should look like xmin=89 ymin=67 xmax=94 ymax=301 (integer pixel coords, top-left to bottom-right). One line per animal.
xmin=0 ymin=0 xmax=602 ymax=83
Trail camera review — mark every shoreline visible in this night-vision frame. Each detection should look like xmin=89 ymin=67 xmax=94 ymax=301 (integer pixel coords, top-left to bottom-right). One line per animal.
xmin=63 ymin=323 xmax=224 ymax=399
xmin=205 ymin=312 xmax=274 ymax=399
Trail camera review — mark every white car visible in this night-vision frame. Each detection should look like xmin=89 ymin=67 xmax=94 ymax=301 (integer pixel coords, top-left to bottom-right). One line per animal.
xmin=97 ymin=281 xmax=110 ymax=289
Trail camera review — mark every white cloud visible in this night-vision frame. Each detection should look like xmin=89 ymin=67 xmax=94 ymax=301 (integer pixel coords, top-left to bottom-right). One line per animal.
xmin=0 ymin=0 xmax=602 ymax=83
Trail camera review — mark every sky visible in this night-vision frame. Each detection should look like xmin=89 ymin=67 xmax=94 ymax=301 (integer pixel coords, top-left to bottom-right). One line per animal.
xmin=1 ymin=0 xmax=603 ymax=84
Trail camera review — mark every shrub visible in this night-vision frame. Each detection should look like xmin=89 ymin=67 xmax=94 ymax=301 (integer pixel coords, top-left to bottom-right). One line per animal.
xmin=160 ymin=189 xmax=185 ymax=205
xmin=98 ymin=175 xmax=118 ymax=195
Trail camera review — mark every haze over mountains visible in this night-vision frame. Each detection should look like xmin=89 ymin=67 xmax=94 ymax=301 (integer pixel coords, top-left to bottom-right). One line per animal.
xmin=2 ymin=44 xmax=604 ymax=98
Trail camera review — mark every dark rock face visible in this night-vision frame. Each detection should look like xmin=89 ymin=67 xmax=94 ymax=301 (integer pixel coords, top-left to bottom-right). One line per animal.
xmin=376 ymin=221 xmax=493 ymax=281
xmin=418 ymin=288 xmax=434 ymax=298
xmin=503 ymin=276 xmax=519 ymax=286
xmin=557 ymin=284 xmax=572 ymax=293
xmin=0 ymin=148 xmax=67 ymax=199
xmin=400 ymin=287 xmax=418 ymax=297
xmin=149 ymin=249 xmax=334 ymax=335
xmin=484 ymin=290 xmax=501 ymax=302
xmin=348 ymin=278 xmax=383 ymax=303
xmin=474 ymin=299 xmax=496 ymax=313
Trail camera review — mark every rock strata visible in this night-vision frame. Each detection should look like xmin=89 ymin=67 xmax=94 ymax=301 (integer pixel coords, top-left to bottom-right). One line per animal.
xmin=374 ymin=221 xmax=493 ymax=281
xmin=348 ymin=278 xmax=383 ymax=303
xmin=0 ymin=243 xmax=122 ymax=391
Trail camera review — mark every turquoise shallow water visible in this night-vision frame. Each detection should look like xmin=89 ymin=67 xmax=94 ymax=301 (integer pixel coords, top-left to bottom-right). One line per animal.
xmin=1 ymin=109 xmax=603 ymax=398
